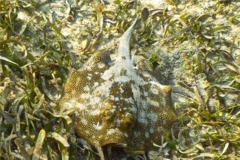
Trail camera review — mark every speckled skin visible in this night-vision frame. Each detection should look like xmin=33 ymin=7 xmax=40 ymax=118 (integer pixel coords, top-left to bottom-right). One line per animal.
xmin=59 ymin=18 xmax=177 ymax=153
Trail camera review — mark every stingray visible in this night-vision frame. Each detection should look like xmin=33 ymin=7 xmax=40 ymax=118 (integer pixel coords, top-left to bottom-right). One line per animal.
xmin=59 ymin=14 xmax=177 ymax=160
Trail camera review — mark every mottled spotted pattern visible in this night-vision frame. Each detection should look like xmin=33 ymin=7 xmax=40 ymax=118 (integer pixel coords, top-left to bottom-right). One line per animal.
xmin=59 ymin=18 xmax=177 ymax=152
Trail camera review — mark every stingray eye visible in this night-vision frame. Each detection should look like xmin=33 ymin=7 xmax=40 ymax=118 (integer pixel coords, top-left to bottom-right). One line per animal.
xmin=122 ymin=113 xmax=134 ymax=127
xmin=94 ymin=54 xmax=101 ymax=62
xmin=102 ymin=109 xmax=114 ymax=121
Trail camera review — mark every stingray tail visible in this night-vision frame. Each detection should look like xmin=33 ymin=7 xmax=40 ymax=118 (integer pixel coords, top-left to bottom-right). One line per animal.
xmin=118 ymin=18 xmax=139 ymax=60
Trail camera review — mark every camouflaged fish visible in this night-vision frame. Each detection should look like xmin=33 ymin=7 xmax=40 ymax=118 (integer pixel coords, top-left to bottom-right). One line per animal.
xmin=59 ymin=18 xmax=177 ymax=157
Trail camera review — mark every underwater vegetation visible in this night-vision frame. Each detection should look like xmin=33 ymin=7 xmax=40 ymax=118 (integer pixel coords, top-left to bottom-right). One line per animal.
xmin=0 ymin=0 xmax=239 ymax=159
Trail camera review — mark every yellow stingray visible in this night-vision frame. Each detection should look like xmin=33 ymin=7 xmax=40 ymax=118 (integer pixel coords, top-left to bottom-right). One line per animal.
xmin=59 ymin=17 xmax=177 ymax=159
